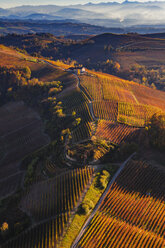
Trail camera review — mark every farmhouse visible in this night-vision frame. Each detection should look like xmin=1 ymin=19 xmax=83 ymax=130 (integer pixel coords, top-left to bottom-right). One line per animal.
xmin=68 ymin=66 xmax=86 ymax=74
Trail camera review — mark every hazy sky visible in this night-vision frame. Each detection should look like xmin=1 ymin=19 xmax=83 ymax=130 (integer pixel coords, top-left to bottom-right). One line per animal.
xmin=1 ymin=0 xmax=165 ymax=8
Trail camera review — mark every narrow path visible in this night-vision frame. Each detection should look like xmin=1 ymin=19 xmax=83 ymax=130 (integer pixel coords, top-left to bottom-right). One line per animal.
xmin=71 ymin=152 xmax=136 ymax=248
xmin=89 ymin=101 xmax=95 ymax=120
xmin=132 ymin=93 xmax=139 ymax=105
xmin=73 ymin=73 xmax=95 ymax=121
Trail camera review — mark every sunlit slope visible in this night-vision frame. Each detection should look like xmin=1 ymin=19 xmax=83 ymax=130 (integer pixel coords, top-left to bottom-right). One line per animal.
xmin=0 ymin=45 xmax=76 ymax=84
xmin=80 ymin=71 xmax=165 ymax=127
xmin=78 ymin=160 xmax=165 ymax=248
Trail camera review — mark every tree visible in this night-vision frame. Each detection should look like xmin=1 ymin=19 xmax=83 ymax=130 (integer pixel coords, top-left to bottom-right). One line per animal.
xmin=72 ymin=111 xmax=76 ymax=117
xmin=147 ymin=114 xmax=165 ymax=150
xmin=113 ymin=62 xmax=120 ymax=72
xmin=78 ymin=200 xmax=94 ymax=215
xmin=23 ymin=66 xmax=31 ymax=79
xmin=73 ymin=118 xmax=81 ymax=127
xmin=97 ymin=170 xmax=110 ymax=189
xmin=0 ymin=222 xmax=9 ymax=237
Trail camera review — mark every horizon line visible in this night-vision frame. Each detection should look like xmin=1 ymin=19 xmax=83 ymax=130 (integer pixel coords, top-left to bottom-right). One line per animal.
xmin=2 ymin=0 xmax=165 ymax=9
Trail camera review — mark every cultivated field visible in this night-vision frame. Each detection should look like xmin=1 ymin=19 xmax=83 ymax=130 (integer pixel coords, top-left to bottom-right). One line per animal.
xmin=95 ymin=120 xmax=139 ymax=144
xmin=76 ymin=73 xmax=165 ymax=143
xmin=2 ymin=167 xmax=94 ymax=248
xmin=78 ymin=160 xmax=165 ymax=248
xmin=57 ymin=69 xmax=165 ymax=147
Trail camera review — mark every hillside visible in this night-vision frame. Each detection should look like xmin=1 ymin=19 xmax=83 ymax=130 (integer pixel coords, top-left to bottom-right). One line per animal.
xmin=59 ymin=68 xmax=165 ymax=162
xmin=1 ymin=32 xmax=165 ymax=90
xmin=0 ymin=43 xmax=164 ymax=248
xmin=0 ymin=19 xmax=123 ymax=36
xmin=0 ymin=101 xmax=50 ymax=200
xmin=0 ymin=45 xmax=81 ymax=245
xmin=77 ymin=159 xmax=165 ymax=248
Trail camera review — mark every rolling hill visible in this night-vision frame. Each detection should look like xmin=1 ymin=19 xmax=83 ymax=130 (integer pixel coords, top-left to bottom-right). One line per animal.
xmin=1 ymin=32 xmax=165 ymax=90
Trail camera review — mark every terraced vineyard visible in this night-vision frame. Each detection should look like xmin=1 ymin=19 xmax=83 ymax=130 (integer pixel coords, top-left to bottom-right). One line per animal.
xmin=78 ymin=160 xmax=165 ymax=248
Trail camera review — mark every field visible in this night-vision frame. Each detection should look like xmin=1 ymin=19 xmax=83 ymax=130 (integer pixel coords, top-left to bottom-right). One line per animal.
xmin=95 ymin=120 xmax=139 ymax=144
xmin=61 ymin=89 xmax=92 ymax=123
xmin=60 ymin=72 xmax=158 ymax=145
xmin=56 ymin=68 xmax=165 ymax=147
xmin=21 ymin=167 xmax=94 ymax=221
xmin=78 ymin=160 xmax=165 ymax=248
xmin=60 ymin=89 xmax=93 ymax=143
xmin=3 ymin=167 xmax=94 ymax=248
xmin=78 ymin=73 xmax=165 ymax=143
xmin=0 ymin=101 xmax=50 ymax=199
xmin=80 ymin=73 xmax=165 ymax=112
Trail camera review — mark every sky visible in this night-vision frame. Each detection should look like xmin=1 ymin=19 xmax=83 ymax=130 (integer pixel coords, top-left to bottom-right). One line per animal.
xmin=0 ymin=0 xmax=165 ymax=8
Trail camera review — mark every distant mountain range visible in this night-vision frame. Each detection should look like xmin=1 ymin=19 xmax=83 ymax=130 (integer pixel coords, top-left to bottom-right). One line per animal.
xmin=1 ymin=1 xmax=165 ymax=28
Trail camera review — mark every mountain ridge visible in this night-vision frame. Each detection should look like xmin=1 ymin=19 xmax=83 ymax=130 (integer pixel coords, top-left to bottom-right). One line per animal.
xmin=1 ymin=1 xmax=165 ymax=28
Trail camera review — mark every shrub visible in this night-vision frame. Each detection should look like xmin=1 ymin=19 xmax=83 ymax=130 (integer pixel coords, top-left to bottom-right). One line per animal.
xmin=97 ymin=170 xmax=110 ymax=190
xmin=78 ymin=200 xmax=94 ymax=215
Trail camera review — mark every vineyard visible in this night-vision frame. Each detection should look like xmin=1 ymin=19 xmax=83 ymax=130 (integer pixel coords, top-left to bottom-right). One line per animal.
xmin=0 ymin=42 xmax=165 ymax=248
xmin=118 ymin=102 xmax=163 ymax=127
xmin=66 ymin=73 xmax=165 ymax=145
xmin=3 ymin=215 xmax=68 ymax=248
xmin=2 ymin=167 xmax=94 ymax=248
xmin=60 ymin=89 xmax=93 ymax=143
xmin=55 ymin=68 xmax=165 ymax=146
xmin=71 ymin=122 xmax=92 ymax=143
xmin=78 ymin=160 xmax=165 ymax=248
xmin=21 ymin=167 xmax=94 ymax=221
xmin=80 ymin=74 xmax=165 ymax=127
xmin=45 ymin=160 xmax=68 ymax=175
xmin=62 ymin=89 xmax=92 ymax=123
xmin=95 ymin=120 xmax=139 ymax=144
xmin=93 ymin=100 xmax=118 ymax=121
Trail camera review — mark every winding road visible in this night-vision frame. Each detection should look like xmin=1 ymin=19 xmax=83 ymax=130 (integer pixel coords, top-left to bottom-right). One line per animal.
xmin=71 ymin=152 xmax=136 ymax=248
